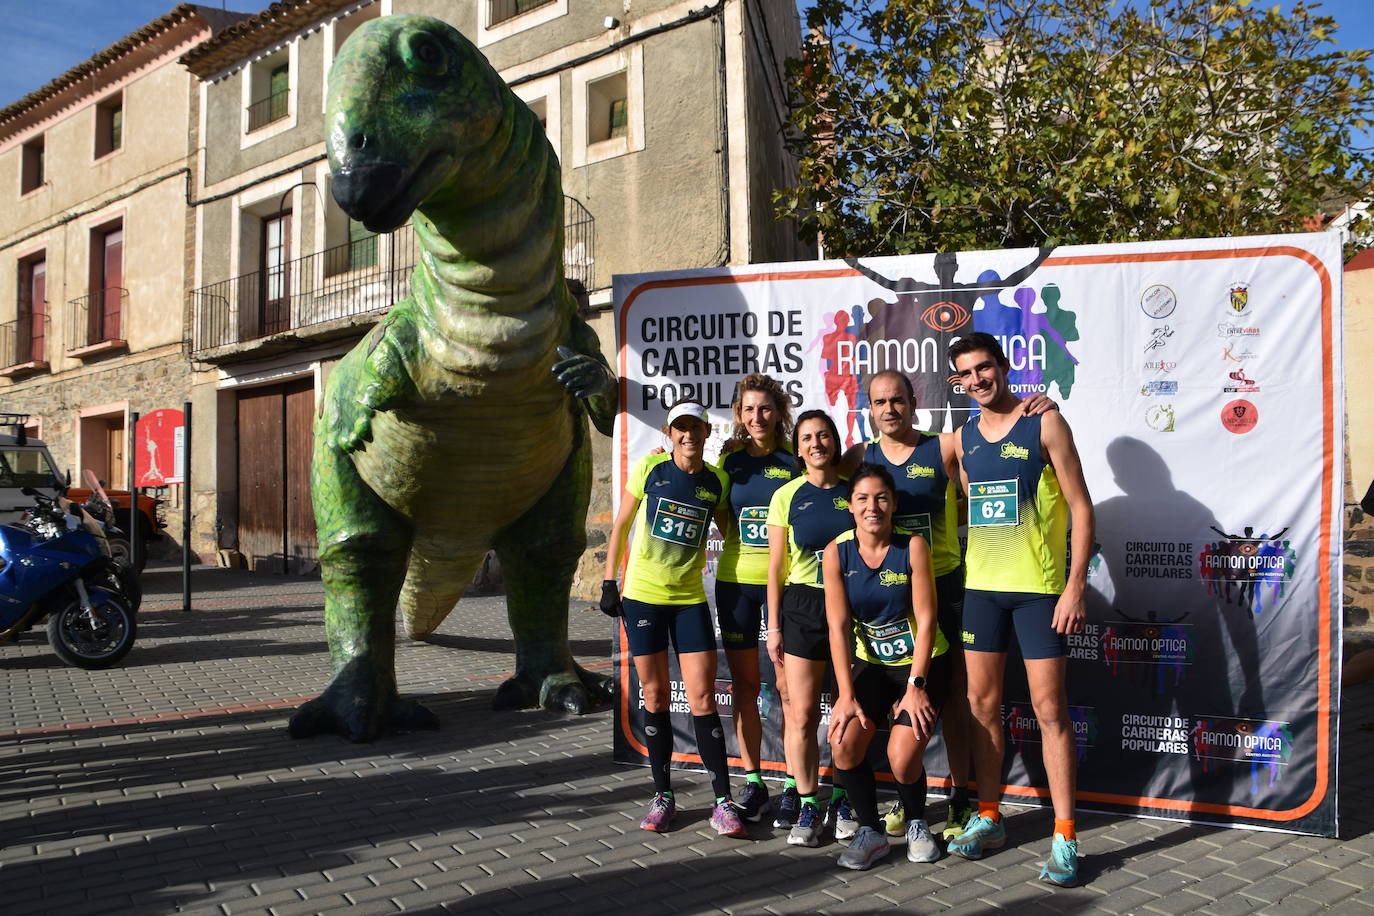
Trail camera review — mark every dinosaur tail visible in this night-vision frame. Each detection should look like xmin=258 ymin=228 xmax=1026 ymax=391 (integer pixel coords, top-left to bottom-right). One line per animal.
xmin=397 ymin=544 xmax=486 ymax=638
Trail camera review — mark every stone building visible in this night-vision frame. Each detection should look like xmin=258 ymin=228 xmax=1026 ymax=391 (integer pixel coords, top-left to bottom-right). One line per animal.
xmin=178 ymin=0 xmax=810 ymax=581
xmin=0 ymin=4 xmax=249 ymax=553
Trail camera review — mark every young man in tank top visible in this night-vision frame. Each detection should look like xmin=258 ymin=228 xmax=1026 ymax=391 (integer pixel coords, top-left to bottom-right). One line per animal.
xmin=946 ymin=333 xmax=1094 ymax=887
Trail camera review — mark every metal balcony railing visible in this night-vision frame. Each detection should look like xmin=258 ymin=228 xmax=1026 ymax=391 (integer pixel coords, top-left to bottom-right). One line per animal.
xmin=191 ymin=226 xmax=417 ymax=354
xmin=190 ymin=198 xmax=596 ymax=355
xmin=564 ymin=196 xmax=596 ymax=292
xmin=68 ymin=288 xmax=125 ymax=351
xmin=0 ymin=314 xmax=49 ymax=369
xmin=490 ymin=0 xmax=555 ymax=26
xmin=246 ymin=89 xmax=289 ymax=132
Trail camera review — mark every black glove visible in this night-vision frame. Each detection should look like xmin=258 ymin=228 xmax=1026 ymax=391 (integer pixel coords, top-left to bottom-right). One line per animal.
xmin=599 ymin=579 xmax=623 ymax=618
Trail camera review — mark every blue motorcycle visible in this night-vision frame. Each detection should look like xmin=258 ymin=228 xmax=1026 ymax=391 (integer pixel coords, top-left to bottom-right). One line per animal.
xmin=0 ymin=488 xmax=137 ymax=669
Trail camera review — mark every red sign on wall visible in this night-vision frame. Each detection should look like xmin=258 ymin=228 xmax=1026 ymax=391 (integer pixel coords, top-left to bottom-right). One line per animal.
xmin=136 ymin=408 xmax=184 ymax=486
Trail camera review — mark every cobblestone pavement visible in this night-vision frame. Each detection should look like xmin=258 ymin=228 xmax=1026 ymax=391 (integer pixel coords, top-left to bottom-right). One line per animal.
xmin=2 ymin=565 xmax=1373 ymax=915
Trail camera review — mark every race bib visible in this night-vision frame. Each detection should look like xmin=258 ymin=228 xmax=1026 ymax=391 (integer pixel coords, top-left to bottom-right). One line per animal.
xmin=896 ymin=512 xmax=932 ymax=544
xmin=968 ymin=479 xmax=1019 ymax=527
xmin=738 ymin=506 xmax=769 ymax=547
xmin=814 ymin=549 xmax=826 ymax=585
xmin=651 ymin=499 xmax=708 ymax=547
xmin=861 ymin=618 xmax=915 ymax=662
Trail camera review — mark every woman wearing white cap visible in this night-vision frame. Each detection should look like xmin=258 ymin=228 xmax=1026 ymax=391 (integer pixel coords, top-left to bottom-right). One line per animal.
xmin=603 ymin=397 xmax=743 ymax=837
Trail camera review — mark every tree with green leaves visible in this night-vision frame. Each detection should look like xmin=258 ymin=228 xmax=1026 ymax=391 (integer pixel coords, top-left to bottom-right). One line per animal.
xmin=777 ymin=0 xmax=1373 ymax=257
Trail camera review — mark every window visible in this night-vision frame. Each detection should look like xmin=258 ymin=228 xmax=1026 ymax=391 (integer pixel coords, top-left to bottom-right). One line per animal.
xmin=20 ymin=136 xmax=44 ymax=193
xmin=588 ymin=73 xmax=628 ymax=144
xmin=88 ymin=221 xmax=124 ymax=345
xmin=490 ymin=0 xmax=555 ymax=26
xmin=95 ymin=94 xmax=123 ymax=158
xmin=0 ymin=447 xmax=58 ymax=489
xmin=333 ymin=2 xmax=381 ymax=55
xmin=513 ymin=74 xmax=561 ymax=165
xmin=260 ymin=210 xmax=291 ymax=335
xmin=247 ymin=50 xmax=291 ymax=132
xmin=570 ymin=46 xmax=645 ymax=168
xmin=17 ymin=254 xmax=46 ymax=364
xmin=323 ymin=194 xmax=378 ymax=277
xmin=478 ymin=0 xmax=565 ymax=46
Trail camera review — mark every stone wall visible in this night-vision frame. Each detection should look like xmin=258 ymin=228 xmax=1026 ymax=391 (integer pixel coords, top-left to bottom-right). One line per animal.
xmin=1343 ymin=254 xmax=1374 ymax=655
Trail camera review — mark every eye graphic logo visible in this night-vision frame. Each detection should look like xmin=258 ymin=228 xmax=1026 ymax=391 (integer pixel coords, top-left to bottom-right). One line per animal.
xmin=921 ymin=301 xmax=969 ymax=332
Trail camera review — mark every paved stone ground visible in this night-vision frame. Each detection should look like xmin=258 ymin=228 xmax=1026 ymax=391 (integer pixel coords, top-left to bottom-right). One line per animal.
xmin=3 ymin=565 xmax=1374 ymax=915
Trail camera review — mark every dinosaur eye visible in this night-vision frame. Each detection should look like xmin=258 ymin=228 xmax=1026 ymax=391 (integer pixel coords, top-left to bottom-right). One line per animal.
xmin=402 ymin=31 xmax=447 ymax=77
xmin=921 ymin=300 xmax=969 ymax=332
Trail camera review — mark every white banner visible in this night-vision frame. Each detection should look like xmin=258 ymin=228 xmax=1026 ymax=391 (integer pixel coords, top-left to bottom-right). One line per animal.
xmin=611 ymin=232 xmax=1343 ymax=834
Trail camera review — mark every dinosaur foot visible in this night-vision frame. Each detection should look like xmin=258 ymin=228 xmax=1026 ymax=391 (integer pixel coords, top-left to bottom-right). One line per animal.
xmin=492 ymin=664 xmax=613 ymax=714
xmin=289 ymin=683 xmax=439 ymax=743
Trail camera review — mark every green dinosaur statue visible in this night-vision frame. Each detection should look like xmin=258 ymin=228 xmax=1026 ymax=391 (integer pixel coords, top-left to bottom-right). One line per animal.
xmin=289 ymin=14 xmax=617 ymax=742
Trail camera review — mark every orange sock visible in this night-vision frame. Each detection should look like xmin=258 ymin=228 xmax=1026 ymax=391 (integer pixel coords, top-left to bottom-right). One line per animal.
xmin=978 ymin=801 xmax=1001 ymax=822
xmin=1054 ymin=818 xmax=1076 ymax=840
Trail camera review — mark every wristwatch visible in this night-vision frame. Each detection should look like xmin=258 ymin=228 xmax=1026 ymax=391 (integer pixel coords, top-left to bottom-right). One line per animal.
xmin=907 ymin=675 xmax=927 ymax=689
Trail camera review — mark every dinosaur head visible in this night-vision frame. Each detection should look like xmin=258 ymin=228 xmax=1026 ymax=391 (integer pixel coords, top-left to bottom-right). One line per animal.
xmin=326 ymin=15 xmax=505 ymax=232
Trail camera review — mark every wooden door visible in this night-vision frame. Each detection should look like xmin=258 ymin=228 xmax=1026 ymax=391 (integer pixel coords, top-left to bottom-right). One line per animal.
xmin=105 ymin=422 xmax=125 ymax=489
xmin=19 ymin=258 xmax=44 ymax=362
xmin=236 ymin=377 xmax=317 ymax=574
xmin=101 ymin=228 xmax=123 ymax=340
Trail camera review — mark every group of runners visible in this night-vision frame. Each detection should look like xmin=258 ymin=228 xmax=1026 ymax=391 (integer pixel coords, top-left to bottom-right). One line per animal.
xmin=601 ymin=332 xmax=1095 ymax=886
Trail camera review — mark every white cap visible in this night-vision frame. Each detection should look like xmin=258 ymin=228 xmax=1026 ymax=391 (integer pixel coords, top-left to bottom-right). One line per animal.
xmin=666 ymin=401 xmax=709 ymax=427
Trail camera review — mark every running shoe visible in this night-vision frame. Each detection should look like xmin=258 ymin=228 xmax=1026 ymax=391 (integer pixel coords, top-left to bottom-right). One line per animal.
xmin=942 ymin=803 xmax=974 ymax=841
xmin=905 ymin=818 xmax=941 ymax=863
xmin=947 ymin=813 xmax=1006 ymax=859
xmin=837 ymin=826 xmax=891 ymax=871
xmin=639 ymin=792 xmax=676 ymax=833
xmin=827 ymin=795 xmax=859 ymax=842
xmin=773 ymin=785 xmax=801 ymax=829
xmin=1038 ymin=833 xmax=1080 ymax=887
xmin=710 ymin=800 xmax=749 ymax=839
xmin=788 ymin=801 xmax=823 ymax=847
xmin=738 ymin=782 xmax=771 ymax=823
xmin=882 ymin=801 xmax=906 ymax=837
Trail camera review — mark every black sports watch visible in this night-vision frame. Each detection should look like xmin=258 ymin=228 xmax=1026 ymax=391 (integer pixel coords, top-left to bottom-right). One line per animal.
xmin=907 ymin=675 xmax=927 ymax=689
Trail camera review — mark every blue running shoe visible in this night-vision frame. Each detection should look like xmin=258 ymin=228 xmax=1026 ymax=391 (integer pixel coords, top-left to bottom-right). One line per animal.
xmin=826 ymin=795 xmax=859 ymax=842
xmin=738 ymin=782 xmax=770 ymax=823
xmin=788 ymin=801 xmax=822 ymax=847
xmin=947 ymin=813 xmax=1006 ymax=859
xmin=1039 ymin=833 xmax=1080 ymax=886
xmin=773 ymin=786 xmax=801 ymax=829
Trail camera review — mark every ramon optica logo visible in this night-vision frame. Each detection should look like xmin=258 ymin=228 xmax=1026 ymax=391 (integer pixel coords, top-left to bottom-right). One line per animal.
xmin=1198 ymin=525 xmax=1295 ymax=615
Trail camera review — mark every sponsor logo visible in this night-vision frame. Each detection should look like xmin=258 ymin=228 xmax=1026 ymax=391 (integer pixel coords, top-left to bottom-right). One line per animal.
xmin=1221 ymin=399 xmax=1258 ymax=434
xmin=1143 ymin=359 xmax=1177 ymax=374
xmin=1199 ymin=525 xmax=1295 ymax=614
xmin=1228 ymin=281 xmax=1251 ymax=316
xmin=1222 ymin=342 xmax=1259 ymax=363
xmin=1003 ymin=703 xmax=1098 ymax=762
xmin=844 ymin=568 xmax=858 ymax=577
xmin=653 ymin=480 xmax=670 ymax=487
xmin=878 ymin=569 xmax=910 ymax=587
xmin=1145 ymin=404 xmax=1176 ymax=431
xmin=797 ymin=501 xmax=812 ymax=511
xmin=905 ymin=463 xmax=936 ymax=479
xmin=1144 ymin=324 xmax=1175 ymax=352
xmin=637 ymin=619 xmax=651 ymax=627
xmin=1141 ymin=283 xmax=1177 ymax=319
xmin=961 ymin=630 xmax=975 ymax=644
xmin=694 ymin=487 xmax=717 ymax=503
xmin=763 ymin=466 xmax=792 ymax=479
xmin=1223 ymin=368 xmax=1259 ymax=393
xmin=1103 ymin=613 xmax=1195 ymax=696
xmin=1139 ymin=380 xmax=1178 ymax=397
xmin=1191 ymin=716 xmax=1294 ymax=794
xmin=999 ymin=442 xmax=1030 ymax=460
xmin=1217 ymin=322 xmax=1261 ymax=338
xmin=833 ymin=496 xmax=849 ymax=510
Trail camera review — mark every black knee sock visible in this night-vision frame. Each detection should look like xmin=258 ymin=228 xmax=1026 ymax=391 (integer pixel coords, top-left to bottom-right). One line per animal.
xmin=692 ymin=713 xmax=732 ymax=801
xmin=836 ymin=762 xmax=879 ymax=829
xmin=644 ymin=710 xmax=673 ymax=795
xmin=895 ymin=769 xmax=928 ymax=823
xmin=950 ymin=785 xmax=971 ymax=813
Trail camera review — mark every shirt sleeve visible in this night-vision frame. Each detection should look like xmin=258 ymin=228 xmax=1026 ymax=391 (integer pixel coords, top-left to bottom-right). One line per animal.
xmin=767 ymin=478 xmax=793 ymax=528
xmin=627 ymin=453 xmax=656 ymax=500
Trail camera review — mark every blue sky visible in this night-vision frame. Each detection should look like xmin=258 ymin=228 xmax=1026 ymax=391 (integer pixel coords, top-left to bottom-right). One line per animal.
xmin=1 ymin=0 xmax=1371 ymax=105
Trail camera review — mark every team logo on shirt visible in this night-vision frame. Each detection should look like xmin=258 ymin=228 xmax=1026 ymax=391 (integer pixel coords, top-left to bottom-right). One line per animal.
xmin=833 ymin=497 xmax=850 ymax=510
xmin=1000 ymin=442 xmax=1030 ymax=460
xmin=877 ymin=569 xmax=909 ymax=587
xmin=764 ymin=467 xmax=793 ymax=479
xmin=905 ymin=463 xmax=935 ymax=479
xmin=694 ymin=487 xmax=718 ymax=503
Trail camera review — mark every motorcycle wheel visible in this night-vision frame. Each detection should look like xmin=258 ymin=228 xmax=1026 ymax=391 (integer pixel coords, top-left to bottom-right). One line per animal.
xmin=46 ymin=593 xmax=136 ymax=669
xmin=87 ymin=565 xmax=142 ymax=613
